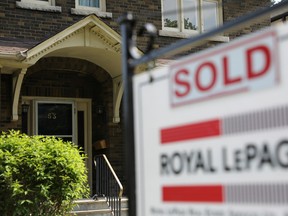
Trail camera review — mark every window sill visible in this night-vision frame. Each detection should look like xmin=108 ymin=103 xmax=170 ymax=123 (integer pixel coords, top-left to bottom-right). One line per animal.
xmin=16 ymin=1 xmax=62 ymax=12
xmin=71 ymin=8 xmax=112 ymax=18
xmin=159 ymin=30 xmax=230 ymax=42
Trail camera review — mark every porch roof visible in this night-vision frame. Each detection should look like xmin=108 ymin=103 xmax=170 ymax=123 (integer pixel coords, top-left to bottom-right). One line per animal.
xmin=0 ymin=14 xmax=127 ymax=123
xmin=0 ymin=14 xmax=124 ymax=78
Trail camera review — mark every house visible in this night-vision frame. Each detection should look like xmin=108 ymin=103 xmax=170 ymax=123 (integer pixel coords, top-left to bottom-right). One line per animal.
xmin=0 ymin=0 xmax=270 ymax=195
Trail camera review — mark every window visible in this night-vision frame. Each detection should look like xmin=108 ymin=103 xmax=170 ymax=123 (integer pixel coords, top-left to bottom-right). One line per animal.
xmin=22 ymin=0 xmax=53 ymax=6
xmin=16 ymin=0 xmax=61 ymax=12
xmin=162 ymin=0 xmax=222 ymax=34
xmin=78 ymin=0 xmax=99 ymax=8
xmin=35 ymin=101 xmax=75 ymax=142
xmin=71 ymin=0 xmax=112 ymax=18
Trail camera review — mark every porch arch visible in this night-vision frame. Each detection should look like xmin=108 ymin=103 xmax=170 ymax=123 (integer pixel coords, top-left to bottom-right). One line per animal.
xmin=11 ymin=14 xmax=125 ymax=122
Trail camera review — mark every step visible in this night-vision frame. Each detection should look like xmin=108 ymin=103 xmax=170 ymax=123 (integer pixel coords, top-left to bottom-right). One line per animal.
xmin=73 ymin=198 xmax=109 ymax=211
xmin=69 ymin=209 xmax=112 ymax=216
xmin=120 ymin=197 xmax=128 ymax=209
xmin=70 ymin=197 xmax=128 ymax=216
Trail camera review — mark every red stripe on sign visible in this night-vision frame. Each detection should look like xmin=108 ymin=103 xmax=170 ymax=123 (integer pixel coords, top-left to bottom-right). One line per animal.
xmin=162 ymin=185 xmax=224 ymax=203
xmin=161 ymin=119 xmax=221 ymax=144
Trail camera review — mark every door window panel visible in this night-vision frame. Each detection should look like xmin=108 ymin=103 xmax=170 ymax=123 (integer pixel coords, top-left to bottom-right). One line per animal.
xmin=37 ymin=102 xmax=73 ymax=140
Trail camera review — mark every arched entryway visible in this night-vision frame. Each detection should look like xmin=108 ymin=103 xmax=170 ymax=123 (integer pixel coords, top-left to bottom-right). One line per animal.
xmin=21 ymin=57 xmax=118 ymax=193
xmin=1 ymin=14 xmax=129 ymax=195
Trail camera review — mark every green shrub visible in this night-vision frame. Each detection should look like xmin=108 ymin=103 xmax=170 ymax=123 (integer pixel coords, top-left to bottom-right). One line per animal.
xmin=0 ymin=130 xmax=89 ymax=216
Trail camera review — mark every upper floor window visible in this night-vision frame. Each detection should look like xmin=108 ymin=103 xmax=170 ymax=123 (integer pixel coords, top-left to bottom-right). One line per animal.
xmin=71 ymin=0 xmax=112 ymax=18
xmin=77 ymin=0 xmax=100 ymax=10
xmin=162 ymin=0 xmax=222 ymax=34
xmin=16 ymin=0 xmax=61 ymax=12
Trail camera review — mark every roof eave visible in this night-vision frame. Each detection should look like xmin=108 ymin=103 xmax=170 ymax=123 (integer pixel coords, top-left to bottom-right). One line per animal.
xmin=0 ymin=50 xmax=27 ymax=61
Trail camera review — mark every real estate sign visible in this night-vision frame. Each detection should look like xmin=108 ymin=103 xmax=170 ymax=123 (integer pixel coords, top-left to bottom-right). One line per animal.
xmin=133 ymin=24 xmax=288 ymax=216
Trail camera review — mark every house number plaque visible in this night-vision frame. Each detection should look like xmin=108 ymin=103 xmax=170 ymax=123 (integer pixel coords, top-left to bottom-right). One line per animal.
xmin=47 ymin=112 xmax=57 ymax=119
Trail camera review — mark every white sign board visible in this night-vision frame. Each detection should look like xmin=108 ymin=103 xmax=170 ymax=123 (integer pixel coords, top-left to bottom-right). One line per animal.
xmin=133 ymin=24 xmax=288 ymax=216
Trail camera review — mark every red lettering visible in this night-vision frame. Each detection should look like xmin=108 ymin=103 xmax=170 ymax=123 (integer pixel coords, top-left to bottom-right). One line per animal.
xmin=223 ymin=56 xmax=242 ymax=85
xmin=246 ymin=45 xmax=271 ymax=79
xmin=195 ymin=62 xmax=217 ymax=92
xmin=174 ymin=69 xmax=191 ymax=97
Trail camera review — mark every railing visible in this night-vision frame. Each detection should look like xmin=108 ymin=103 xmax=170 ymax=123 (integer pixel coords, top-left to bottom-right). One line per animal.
xmin=93 ymin=154 xmax=124 ymax=216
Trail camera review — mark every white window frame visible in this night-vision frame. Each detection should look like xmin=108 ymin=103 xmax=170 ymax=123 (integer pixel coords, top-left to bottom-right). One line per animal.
xmin=21 ymin=0 xmax=54 ymax=6
xmin=75 ymin=0 xmax=103 ymax=11
xmin=16 ymin=0 xmax=61 ymax=12
xmin=160 ymin=0 xmax=227 ymax=41
xmin=71 ymin=0 xmax=112 ymax=18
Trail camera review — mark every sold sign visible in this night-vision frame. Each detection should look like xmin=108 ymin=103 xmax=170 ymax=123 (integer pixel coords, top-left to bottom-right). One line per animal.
xmin=170 ymin=31 xmax=278 ymax=106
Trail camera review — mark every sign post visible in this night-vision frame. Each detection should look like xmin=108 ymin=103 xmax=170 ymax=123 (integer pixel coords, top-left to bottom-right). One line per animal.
xmin=133 ymin=24 xmax=288 ymax=216
xmin=119 ymin=13 xmax=137 ymax=216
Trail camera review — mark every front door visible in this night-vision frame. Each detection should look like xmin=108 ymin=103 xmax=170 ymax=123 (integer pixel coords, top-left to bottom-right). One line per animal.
xmin=31 ymin=98 xmax=93 ymax=192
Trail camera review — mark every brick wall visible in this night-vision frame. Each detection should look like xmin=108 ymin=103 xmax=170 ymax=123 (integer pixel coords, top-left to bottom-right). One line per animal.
xmin=0 ymin=0 xmax=270 ymax=51
xmin=22 ymin=57 xmax=112 ymax=140
xmin=223 ymin=0 xmax=271 ymax=40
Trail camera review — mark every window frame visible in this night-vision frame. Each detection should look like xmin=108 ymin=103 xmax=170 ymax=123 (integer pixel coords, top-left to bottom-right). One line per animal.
xmin=162 ymin=0 xmax=181 ymax=33
xmin=71 ymin=0 xmax=112 ymax=18
xmin=162 ymin=0 xmax=222 ymax=34
xmin=75 ymin=0 xmax=106 ymax=12
xmin=201 ymin=0 xmax=221 ymax=32
xmin=16 ymin=0 xmax=61 ymax=12
xmin=34 ymin=100 xmax=76 ymax=143
xmin=20 ymin=0 xmax=54 ymax=6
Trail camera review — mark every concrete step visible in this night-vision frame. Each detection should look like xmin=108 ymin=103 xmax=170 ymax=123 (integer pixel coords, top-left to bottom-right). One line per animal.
xmin=73 ymin=198 xmax=109 ymax=211
xmin=118 ymin=197 xmax=129 ymax=216
xmin=70 ymin=209 xmax=112 ymax=216
xmin=70 ymin=197 xmax=128 ymax=216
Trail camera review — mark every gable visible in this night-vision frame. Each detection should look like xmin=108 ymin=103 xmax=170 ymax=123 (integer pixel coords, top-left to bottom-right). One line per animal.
xmin=24 ymin=15 xmax=122 ymax=77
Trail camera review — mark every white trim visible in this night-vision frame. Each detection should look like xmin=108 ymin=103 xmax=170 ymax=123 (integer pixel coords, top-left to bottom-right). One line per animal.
xmin=71 ymin=8 xmax=112 ymax=18
xmin=16 ymin=0 xmax=61 ymax=12
xmin=113 ymin=76 xmax=123 ymax=123
xmin=21 ymin=0 xmax=53 ymax=6
xmin=12 ymin=68 xmax=27 ymax=121
xmin=77 ymin=100 xmax=93 ymax=192
xmin=159 ymin=29 xmax=229 ymax=42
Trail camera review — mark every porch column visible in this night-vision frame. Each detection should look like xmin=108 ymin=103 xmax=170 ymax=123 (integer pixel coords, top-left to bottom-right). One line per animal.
xmin=12 ymin=68 xmax=27 ymax=121
xmin=112 ymin=75 xmax=123 ymax=123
